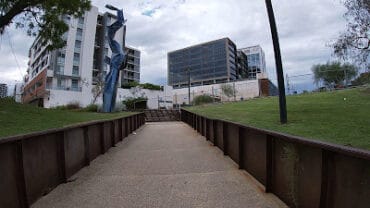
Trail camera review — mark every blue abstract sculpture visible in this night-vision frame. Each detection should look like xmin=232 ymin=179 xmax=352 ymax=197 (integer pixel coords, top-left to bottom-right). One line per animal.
xmin=102 ymin=5 xmax=126 ymax=112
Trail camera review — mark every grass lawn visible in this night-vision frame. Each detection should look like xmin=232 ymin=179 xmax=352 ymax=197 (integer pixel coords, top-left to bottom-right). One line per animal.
xmin=187 ymin=86 xmax=370 ymax=151
xmin=0 ymin=99 xmax=135 ymax=138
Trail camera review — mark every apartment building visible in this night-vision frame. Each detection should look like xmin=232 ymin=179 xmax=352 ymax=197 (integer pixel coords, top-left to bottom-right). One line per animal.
xmin=23 ymin=6 xmax=140 ymax=107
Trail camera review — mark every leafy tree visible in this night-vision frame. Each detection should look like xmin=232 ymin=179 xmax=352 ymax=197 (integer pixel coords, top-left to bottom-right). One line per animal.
xmin=332 ymin=0 xmax=369 ymax=66
xmin=221 ymin=83 xmax=237 ymax=100
xmin=312 ymin=62 xmax=357 ymax=88
xmin=351 ymin=72 xmax=370 ymax=86
xmin=0 ymin=0 xmax=91 ymax=50
xmin=91 ymin=73 xmax=104 ymax=104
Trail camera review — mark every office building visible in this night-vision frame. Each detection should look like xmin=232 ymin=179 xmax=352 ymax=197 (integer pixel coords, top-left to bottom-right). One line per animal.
xmin=236 ymin=50 xmax=249 ymax=79
xmin=239 ymin=45 xmax=267 ymax=79
xmin=168 ymin=38 xmax=237 ymax=88
xmin=0 ymin=83 xmax=7 ymax=98
xmin=23 ymin=6 xmax=140 ymax=107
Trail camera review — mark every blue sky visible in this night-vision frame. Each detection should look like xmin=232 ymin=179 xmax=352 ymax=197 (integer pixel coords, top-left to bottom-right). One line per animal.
xmin=0 ymin=0 xmax=348 ymax=94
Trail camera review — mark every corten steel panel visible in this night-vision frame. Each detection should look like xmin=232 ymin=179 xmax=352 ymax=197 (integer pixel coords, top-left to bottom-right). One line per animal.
xmin=22 ymin=134 xmax=61 ymax=204
xmin=0 ymin=143 xmax=22 ymax=208
xmin=131 ymin=116 xmax=135 ymax=132
xmin=113 ymin=120 xmax=120 ymax=144
xmin=327 ymin=154 xmax=370 ymax=208
xmin=88 ymin=124 xmax=102 ymax=161
xmin=193 ymin=114 xmax=196 ymax=129
xmin=205 ymin=119 xmax=210 ymax=141
xmin=128 ymin=117 xmax=132 ymax=133
xmin=272 ymin=139 xmax=322 ymax=208
xmin=294 ymin=144 xmax=322 ymax=208
xmin=209 ymin=119 xmax=215 ymax=144
xmin=121 ymin=119 xmax=126 ymax=140
xmin=124 ymin=118 xmax=129 ymax=137
xmin=103 ymin=122 xmax=112 ymax=152
xmin=202 ymin=117 xmax=207 ymax=137
xmin=272 ymin=139 xmax=297 ymax=207
xmin=226 ymin=123 xmax=240 ymax=164
xmin=216 ymin=121 xmax=224 ymax=151
xmin=133 ymin=116 xmax=136 ymax=131
xmin=241 ymin=129 xmax=267 ymax=186
xmin=64 ymin=128 xmax=85 ymax=178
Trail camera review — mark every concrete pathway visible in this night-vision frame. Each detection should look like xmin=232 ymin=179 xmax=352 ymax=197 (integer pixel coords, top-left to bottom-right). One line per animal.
xmin=33 ymin=122 xmax=286 ymax=208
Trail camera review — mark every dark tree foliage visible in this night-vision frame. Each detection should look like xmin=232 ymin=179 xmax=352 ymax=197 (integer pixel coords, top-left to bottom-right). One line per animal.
xmin=352 ymin=72 xmax=370 ymax=86
xmin=332 ymin=0 xmax=369 ymax=66
xmin=0 ymin=0 xmax=91 ymax=50
xmin=312 ymin=61 xmax=357 ymax=88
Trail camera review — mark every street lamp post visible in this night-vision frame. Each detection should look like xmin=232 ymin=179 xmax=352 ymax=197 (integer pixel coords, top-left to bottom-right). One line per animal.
xmin=265 ymin=0 xmax=287 ymax=124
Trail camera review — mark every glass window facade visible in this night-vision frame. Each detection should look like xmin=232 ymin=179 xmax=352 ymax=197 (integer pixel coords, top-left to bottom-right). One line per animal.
xmin=168 ymin=38 xmax=237 ymax=87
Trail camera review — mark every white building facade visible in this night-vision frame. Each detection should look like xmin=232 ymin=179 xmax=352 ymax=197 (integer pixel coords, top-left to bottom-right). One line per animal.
xmin=172 ymin=79 xmax=261 ymax=105
xmin=23 ymin=6 xmax=140 ymax=108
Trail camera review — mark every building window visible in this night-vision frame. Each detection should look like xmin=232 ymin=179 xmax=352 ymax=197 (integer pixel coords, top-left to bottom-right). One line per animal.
xmin=73 ymin=53 xmax=80 ymax=65
xmin=75 ymin=40 xmax=81 ymax=48
xmin=78 ymin=17 xmax=84 ymax=24
xmin=72 ymin=66 xmax=79 ymax=76
xmin=76 ymin=28 xmax=83 ymax=40
xmin=71 ymin=79 xmax=79 ymax=90
xmin=56 ymin=65 xmax=64 ymax=74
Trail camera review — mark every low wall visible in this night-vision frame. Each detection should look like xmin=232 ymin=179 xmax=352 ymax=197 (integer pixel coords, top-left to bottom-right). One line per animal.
xmin=181 ymin=109 xmax=370 ymax=208
xmin=0 ymin=113 xmax=145 ymax=208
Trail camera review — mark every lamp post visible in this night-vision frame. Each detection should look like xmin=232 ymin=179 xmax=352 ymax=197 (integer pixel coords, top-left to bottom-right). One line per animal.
xmin=265 ymin=0 xmax=287 ymax=124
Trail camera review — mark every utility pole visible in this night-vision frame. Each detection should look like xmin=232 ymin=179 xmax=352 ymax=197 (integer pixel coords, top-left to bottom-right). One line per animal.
xmin=233 ymin=82 xmax=236 ymax=101
xmin=265 ymin=0 xmax=287 ymax=124
xmin=286 ymin=73 xmax=290 ymax=94
xmin=188 ymin=68 xmax=191 ymax=105
xmin=212 ymin=86 xmax=215 ymax=103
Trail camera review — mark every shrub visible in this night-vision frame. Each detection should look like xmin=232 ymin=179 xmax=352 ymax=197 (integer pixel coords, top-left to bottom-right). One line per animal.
xmin=121 ymin=82 xmax=162 ymax=91
xmin=122 ymin=97 xmax=147 ymax=111
xmin=65 ymin=102 xmax=81 ymax=110
xmin=193 ymin=95 xmax=214 ymax=105
xmin=139 ymin=83 xmax=162 ymax=90
xmin=83 ymin=104 xmax=98 ymax=112
xmin=121 ymin=81 xmax=139 ymax=89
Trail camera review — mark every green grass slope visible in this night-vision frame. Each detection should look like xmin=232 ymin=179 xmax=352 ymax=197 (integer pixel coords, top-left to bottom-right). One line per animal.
xmin=187 ymin=87 xmax=370 ymax=150
xmin=0 ymin=99 xmax=134 ymax=138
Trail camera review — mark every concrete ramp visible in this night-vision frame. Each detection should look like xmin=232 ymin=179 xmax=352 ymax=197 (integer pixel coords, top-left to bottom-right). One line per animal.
xmin=33 ymin=122 xmax=286 ymax=208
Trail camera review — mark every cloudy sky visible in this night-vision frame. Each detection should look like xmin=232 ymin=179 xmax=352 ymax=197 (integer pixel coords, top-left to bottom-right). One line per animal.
xmin=0 ymin=0 xmax=347 ymax=93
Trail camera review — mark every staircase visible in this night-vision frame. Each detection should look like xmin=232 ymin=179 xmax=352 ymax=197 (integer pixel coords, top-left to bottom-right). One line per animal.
xmin=144 ymin=109 xmax=181 ymax=122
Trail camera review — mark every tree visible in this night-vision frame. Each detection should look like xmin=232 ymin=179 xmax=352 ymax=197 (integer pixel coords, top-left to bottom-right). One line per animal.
xmin=312 ymin=62 xmax=357 ymax=88
xmin=220 ymin=83 xmax=237 ymax=101
xmin=0 ymin=0 xmax=91 ymax=50
xmin=351 ymin=72 xmax=370 ymax=86
xmin=91 ymin=78 xmax=103 ymax=104
xmin=332 ymin=0 xmax=369 ymax=66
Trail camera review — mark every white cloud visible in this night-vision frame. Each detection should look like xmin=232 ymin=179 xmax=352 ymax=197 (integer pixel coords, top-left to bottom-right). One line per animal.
xmin=0 ymin=0 xmax=347 ymax=92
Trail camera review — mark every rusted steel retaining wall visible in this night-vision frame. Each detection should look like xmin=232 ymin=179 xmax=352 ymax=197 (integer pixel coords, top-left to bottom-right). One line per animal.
xmin=0 ymin=113 xmax=145 ymax=208
xmin=181 ymin=109 xmax=370 ymax=208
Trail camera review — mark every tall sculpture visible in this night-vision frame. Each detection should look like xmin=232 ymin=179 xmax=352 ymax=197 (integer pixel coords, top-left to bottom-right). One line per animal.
xmin=102 ymin=5 xmax=126 ymax=112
